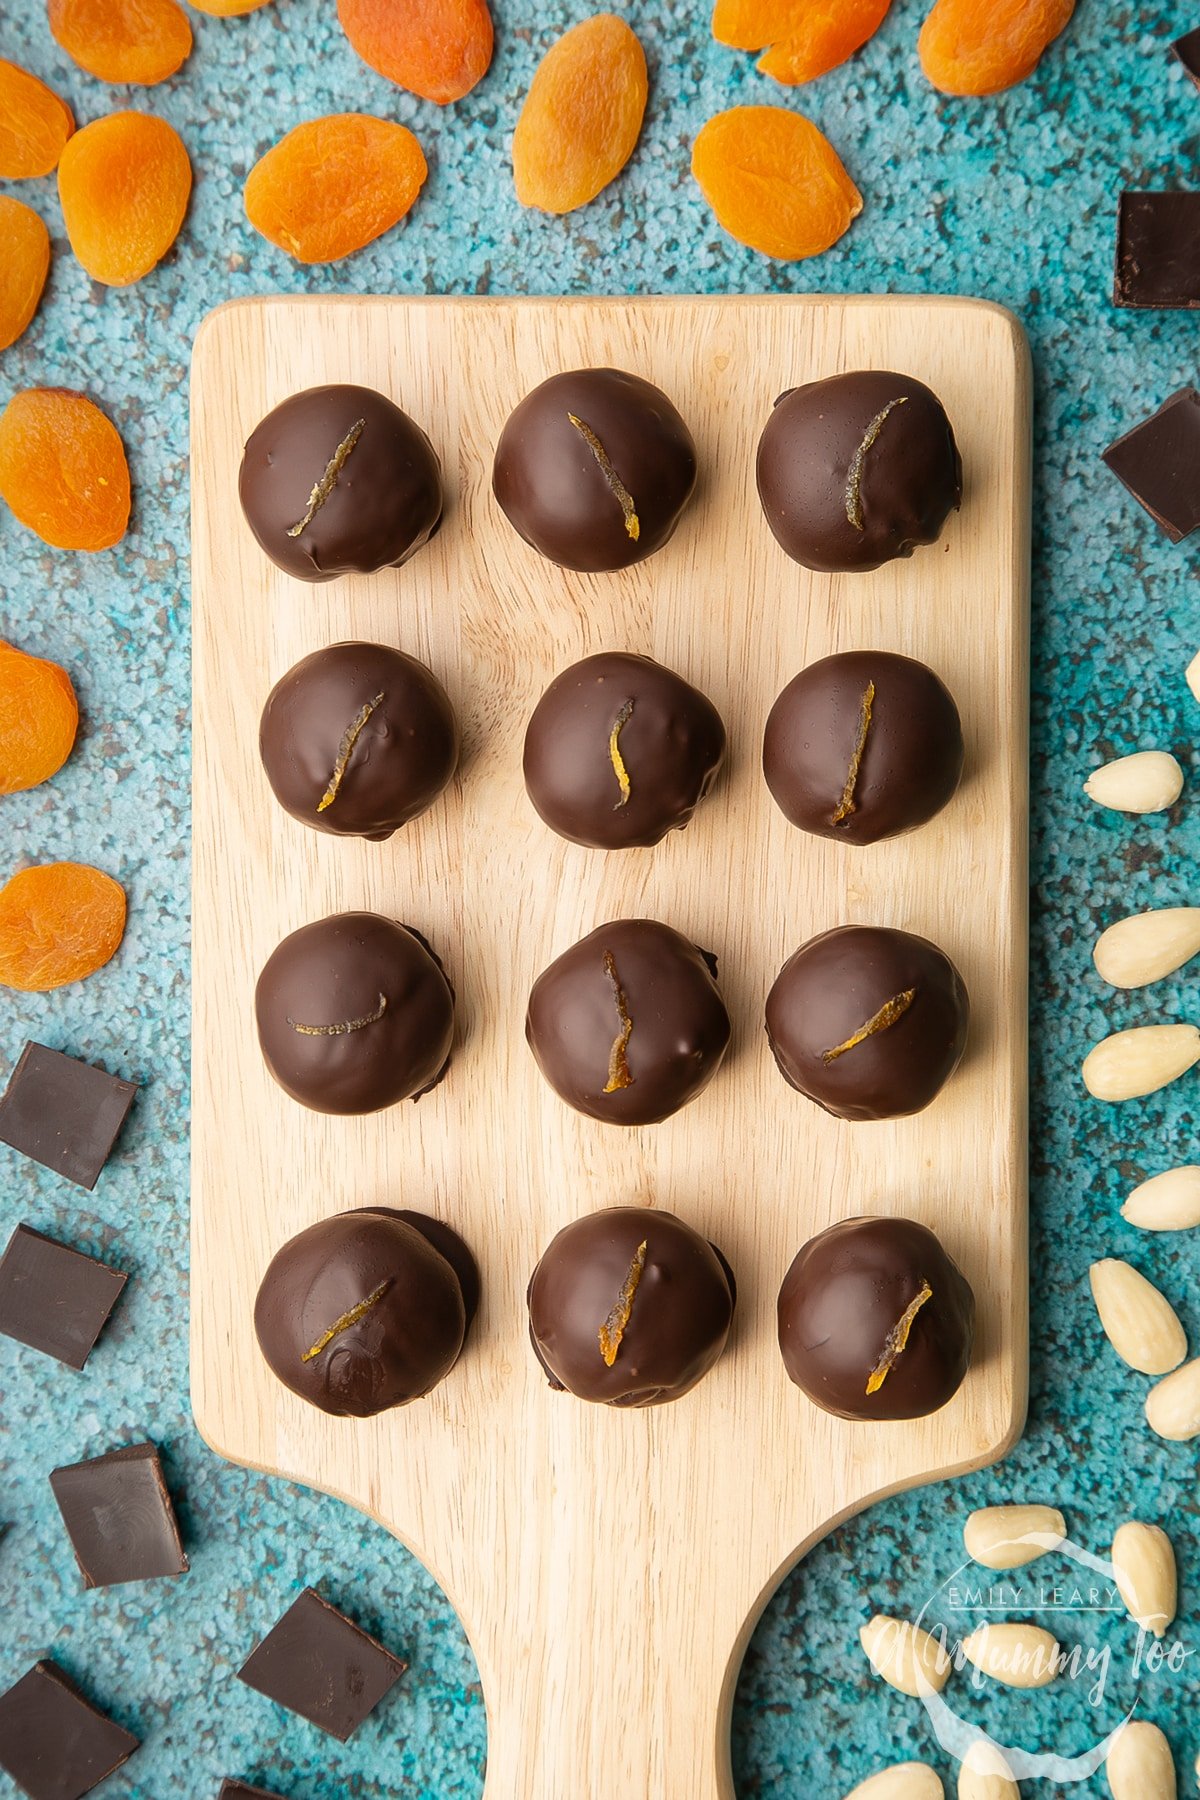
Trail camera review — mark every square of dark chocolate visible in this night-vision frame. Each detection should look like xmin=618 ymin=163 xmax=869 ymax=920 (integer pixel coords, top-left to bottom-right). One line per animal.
xmin=0 ymin=1044 xmax=137 ymax=1191
xmin=1173 ymin=27 xmax=1200 ymax=88
xmin=0 ymin=1659 xmax=138 ymax=1800
xmin=0 ymin=1224 xmax=127 ymax=1369
xmin=1115 ymin=191 xmax=1200 ymax=308
xmin=237 ymin=1587 xmax=407 ymax=1741
xmin=218 ymin=1784 xmax=286 ymax=1799
xmin=50 ymin=1443 xmax=188 ymax=1589
xmin=1102 ymin=387 xmax=1200 ymax=543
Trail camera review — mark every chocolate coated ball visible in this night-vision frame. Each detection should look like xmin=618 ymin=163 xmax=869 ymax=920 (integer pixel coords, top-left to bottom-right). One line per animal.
xmin=765 ymin=926 xmax=969 ymax=1121
xmin=255 ymin=913 xmax=454 ymax=1115
xmin=239 ymin=384 xmax=442 ymax=582
xmin=527 ymin=1206 xmax=735 ymax=1406
xmin=777 ymin=1215 xmax=974 ymax=1421
xmin=492 ymin=368 xmax=697 ymax=573
xmin=756 ymin=370 xmax=962 ymax=573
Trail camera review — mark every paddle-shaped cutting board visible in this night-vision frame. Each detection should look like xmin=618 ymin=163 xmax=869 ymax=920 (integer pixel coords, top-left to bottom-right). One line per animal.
xmin=191 ymin=296 xmax=1030 ymax=1798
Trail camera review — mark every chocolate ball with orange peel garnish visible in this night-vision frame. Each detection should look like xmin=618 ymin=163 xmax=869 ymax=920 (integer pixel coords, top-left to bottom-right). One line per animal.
xmin=523 ymin=651 xmax=726 ymax=849
xmin=765 ymin=925 xmax=969 ymax=1122
xmin=492 ymin=367 xmax=697 ymax=573
xmin=525 ymin=919 xmax=731 ymax=1126
xmin=777 ymin=1216 xmax=974 ymax=1421
xmin=763 ymin=650 xmax=963 ymax=846
xmin=527 ymin=1206 xmax=736 ymax=1407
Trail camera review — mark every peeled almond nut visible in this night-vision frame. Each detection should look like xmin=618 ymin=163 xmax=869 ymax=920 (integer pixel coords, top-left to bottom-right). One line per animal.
xmin=958 ymin=1742 xmax=1018 ymax=1800
xmin=1111 ymin=1522 xmax=1177 ymax=1639
xmin=1088 ymin=1260 xmax=1187 ymax=1375
xmin=960 ymin=1621 xmax=1059 ymax=1689
xmin=1082 ymin=1023 xmax=1200 ymax=1101
xmin=1093 ymin=908 xmax=1200 ymax=989
xmin=1084 ymin=750 xmax=1183 ymax=815
xmin=859 ymin=1614 xmax=951 ymax=1698
xmin=844 ymin=1764 xmax=944 ymax=1800
xmin=1123 ymin=1167 xmax=1200 ymax=1233
xmin=1105 ymin=1719 xmax=1176 ymax=1799
xmin=963 ymin=1503 xmax=1066 ymax=1571
xmin=1146 ymin=1358 xmax=1200 ymax=1441
xmin=1187 ymin=648 xmax=1200 ymax=706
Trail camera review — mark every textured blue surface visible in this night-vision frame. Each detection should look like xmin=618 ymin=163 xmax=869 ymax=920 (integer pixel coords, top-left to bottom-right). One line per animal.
xmin=1 ymin=1 xmax=1199 ymax=1794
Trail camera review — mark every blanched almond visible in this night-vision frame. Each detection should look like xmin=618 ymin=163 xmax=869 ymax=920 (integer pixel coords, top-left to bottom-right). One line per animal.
xmin=1088 ymin=1260 xmax=1187 ymax=1375
xmin=958 ymin=1742 xmax=1018 ymax=1800
xmin=963 ymin=1503 xmax=1065 ymax=1570
xmin=1111 ymin=1521 xmax=1177 ymax=1639
xmin=1123 ymin=1166 xmax=1200 ymax=1232
xmin=1093 ymin=908 xmax=1200 ymax=989
xmin=1084 ymin=750 xmax=1183 ymax=814
xmin=1082 ymin=1024 xmax=1200 ymax=1101
xmin=1146 ymin=1357 xmax=1200 ymax=1441
xmin=843 ymin=1764 xmax=944 ymax=1800
xmin=1106 ymin=1719 xmax=1176 ymax=1798
xmin=859 ymin=1614 xmax=950 ymax=1697
xmin=961 ymin=1621 xmax=1059 ymax=1688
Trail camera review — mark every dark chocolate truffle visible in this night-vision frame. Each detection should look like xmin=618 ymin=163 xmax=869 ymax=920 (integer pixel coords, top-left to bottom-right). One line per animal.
xmin=527 ymin=1207 xmax=735 ymax=1406
xmin=777 ymin=1216 xmax=974 ymax=1421
xmin=239 ymin=384 xmax=442 ymax=582
xmin=763 ymin=650 xmax=964 ymax=844
xmin=765 ymin=926 xmax=968 ymax=1121
xmin=255 ymin=1208 xmax=478 ymax=1417
xmin=756 ymin=371 xmax=962 ymax=573
xmin=255 ymin=913 xmax=454 ymax=1115
xmin=259 ymin=642 xmax=459 ymax=841
xmin=523 ymin=652 xmax=726 ymax=849
xmin=492 ymin=368 xmax=697 ymax=573
xmin=526 ymin=919 xmax=731 ymax=1126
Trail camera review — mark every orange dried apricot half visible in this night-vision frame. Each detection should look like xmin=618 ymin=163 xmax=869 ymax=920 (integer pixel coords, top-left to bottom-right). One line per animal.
xmin=713 ymin=0 xmax=892 ymax=85
xmin=513 ymin=14 xmax=648 ymax=215
xmin=0 ymin=59 xmax=75 ymax=179
xmin=59 ymin=112 xmax=192 ymax=287
xmin=0 ymin=389 xmax=131 ymax=553
xmin=0 ymin=863 xmax=126 ymax=992
xmin=48 ymin=0 xmax=193 ymax=85
xmin=0 ymin=199 xmax=51 ymax=354
xmin=245 ymin=114 xmax=428 ymax=264
xmin=0 ymin=643 xmax=79 ymax=796
xmin=919 ymin=0 xmax=1075 ymax=95
xmin=337 ymin=0 xmax=493 ymax=104
xmin=692 ymin=106 xmax=862 ymax=261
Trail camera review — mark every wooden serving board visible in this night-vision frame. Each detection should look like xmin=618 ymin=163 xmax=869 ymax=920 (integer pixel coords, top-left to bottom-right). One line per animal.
xmin=191 ymin=295 xmax=1030 ymax=1798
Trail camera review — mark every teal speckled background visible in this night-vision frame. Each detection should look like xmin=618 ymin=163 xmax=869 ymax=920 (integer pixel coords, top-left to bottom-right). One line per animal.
xmin=2 ymin=2 xmax=1200 ymax=1794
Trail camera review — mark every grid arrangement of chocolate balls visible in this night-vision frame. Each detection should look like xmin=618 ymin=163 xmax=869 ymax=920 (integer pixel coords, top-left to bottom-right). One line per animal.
xmin=242 ymin=365 xmax=976 ymax=1426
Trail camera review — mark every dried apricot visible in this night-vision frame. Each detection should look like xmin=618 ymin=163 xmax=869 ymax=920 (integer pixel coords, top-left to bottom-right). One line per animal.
xmin=0 ymin=199 xmax=51 ymax=354
xmin=0 ymin=864 xmax=126 ymax=992
xmin=245 ymin=115 xmax=427 ymax=264
xmin=0 ymin=59 xmax=74 ymax=179
xmin=59 ymin=112 xmax=192 ymax=287
xmin=713 ymin=0 xmax=892 ymax=85
xmin=0 ymin=390 xmax=131 ymax=553
xmin=919 ymin=0 xmax=1075 ymax=95
xmin=337 ymin=0 xmax=493 ymax=105
xmin=692 ymin=106 xmax=862 ymax=261
xmin=0 ymin=643 xmax=79 ymax=796
xmin=48 ymin=0 xmax=192 ymax=85
xmin=513 ymin=15 xmax=648 ymax=215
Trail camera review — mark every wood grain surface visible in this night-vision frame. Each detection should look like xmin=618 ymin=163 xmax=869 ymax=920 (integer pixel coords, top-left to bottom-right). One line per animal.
xmin=191 ymin=295 xmax=1031 ymax=1799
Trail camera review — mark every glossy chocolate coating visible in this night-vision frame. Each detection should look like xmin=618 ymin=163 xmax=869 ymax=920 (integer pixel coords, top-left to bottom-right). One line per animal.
xmin=527 ymin=1206 xmax=735 ymax=1406
xmin=526 ymin=919 xmax=731 ymax=1126
xmin=259 ymin=642 xmax=459 ymax=841
xmin=763 ymin=650 xmax=964 ymax=845
xmin=254 ymin=1208 xmax=477 ymax=1417
xmin=777 ymin=1216 xmax=974 ymax=1421
xmin=765 ymin=926 xmax=969 ymax=1121
xmin=255 ymin=913 xmax=454 ymax=1115
xmin=492 ymin=368 xmax=697 ymax=573
xmin=523 ymin=652 xmax=726 ymax=849
xmin=756 ymin=371 xmax=962 ymax=573
xmin=239 ymin=384 xmax=442 ymax=583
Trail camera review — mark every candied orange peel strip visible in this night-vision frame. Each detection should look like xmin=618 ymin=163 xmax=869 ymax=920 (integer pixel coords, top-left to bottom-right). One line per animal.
xmin=602 ymin=950 xmax=634 ymax=1093
xmin=608 ymin=699 xmax=634 ymax=809
xmin=302 ymin=1280 xmax=391 ymax=1362
xmin=823 ymin=988 xmax=916 ymax=1064
xmin=0 ymin=863 xmax=126 ymax=992
xmin=831 ymin=680 xmax=875 ymax=826
xmin=318 ymin=693 xmax=385 ymax=814
xmin=599 ymin=1240 xmax=648 ymax=1366
xmin=845 ymin=399 xmax=908 ymax=531
xmin=569 ymin=414 xmax=641 ymax=541
xmin=287 ymin=993 xmax=388 ymax=1037
xmin=289 ymin=418 xmax=366 ymax=537
xmin=867 ymin=1282 xmax=933 ymax=1393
